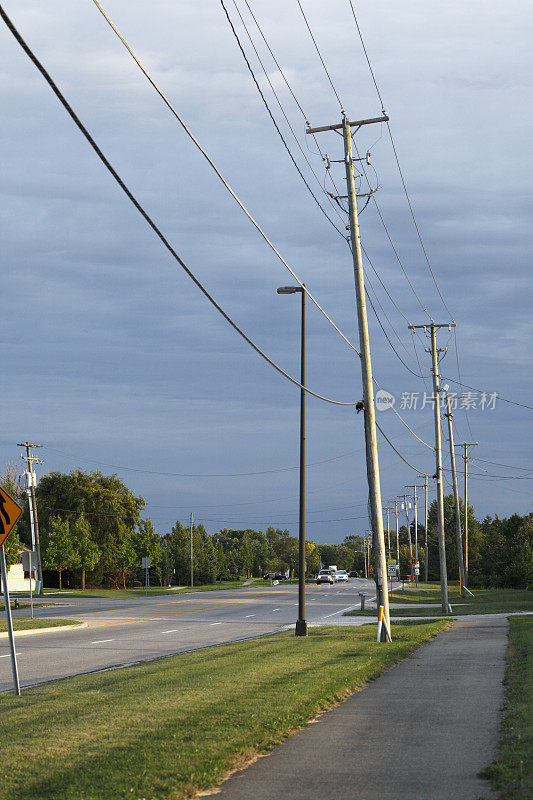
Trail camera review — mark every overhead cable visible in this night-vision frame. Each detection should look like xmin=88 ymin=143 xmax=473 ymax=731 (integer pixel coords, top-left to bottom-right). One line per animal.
xmin=0 ymin=5 xmax=354 ymax=407
xmin=346 ymin=0 xmax=454 ymax=318
xmin=295 ymin=0 xmax=344 ymax=111
xmin=223 ymin=0 xmax=347 ymax=237
xmin=375 ymin=421 xmax=429 ymax=473
xmin=88 ymin=0 xmax=360 ymax=357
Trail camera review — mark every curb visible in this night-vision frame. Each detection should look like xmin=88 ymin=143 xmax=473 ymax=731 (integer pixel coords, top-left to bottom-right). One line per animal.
xmin=0 ymin=622 xmax=87 ymax=639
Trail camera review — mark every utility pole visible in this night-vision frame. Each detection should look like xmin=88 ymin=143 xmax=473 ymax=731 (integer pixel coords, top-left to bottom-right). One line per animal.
xmin=399 ymin=495 xmax=412 ymax=558
xmin=307 ymin=112 xmax=391 ymax=637
xmin=408 ymin=323 xmax=453 ymax=613
xmin=418 ymin=475 xmax=429 ymax=583
xmin=445 ymin=396 xmax=467 ymax=597
xmin=455 ymin=442 xmax=477 ymax=582
xmin=393 ymin=499 xmax=400 ymax=567
xmin=383 ymin=507 xmax=391 ymax=557
xmin=190 ymin=512 xmax=194 ymax=588
xmin=18 ymin=442 xmax=43 ymax=595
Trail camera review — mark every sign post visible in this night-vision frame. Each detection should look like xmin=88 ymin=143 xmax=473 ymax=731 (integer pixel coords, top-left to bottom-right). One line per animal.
xmin=142 ymin=557 xmax=151 ymax=597
xmin=0 ymin=485 xmax=24 ymax=695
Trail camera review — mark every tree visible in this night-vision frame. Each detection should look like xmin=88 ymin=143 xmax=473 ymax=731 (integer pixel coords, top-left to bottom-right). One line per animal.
xmin=132 ymin=519 xmax=162 ymax=585
xmin=427 ymin=495 xmax=481 ymax=583
xmin=71 ymin=514 xmax=100 ymax=590
xmin=112 ymin=521 xmax=137 ymax=589
xmin=42 ymin=516 xmax=78 ymax=590
xmin=0 ymin=464 xmax=25 ymax=571
xmin=25 ymin=469 xmax=144 ymax=586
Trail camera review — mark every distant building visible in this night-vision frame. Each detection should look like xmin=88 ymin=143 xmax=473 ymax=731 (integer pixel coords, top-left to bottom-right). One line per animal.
xmin=6 ymin=546 xmax=36 ymax=592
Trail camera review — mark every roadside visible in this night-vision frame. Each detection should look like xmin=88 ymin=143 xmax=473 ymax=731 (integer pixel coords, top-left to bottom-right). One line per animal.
xmin=1 ymin=618 xmax=81 ymax=633
xmin=480 ymin=616 xmax=532 ymax=799
xmin=344 ymin=586 xmax=533 ymax=618
xmin=213 ymin=616 xmax=509 ymax=800
xmin=0 ymin=621 xmax=446 ymax=800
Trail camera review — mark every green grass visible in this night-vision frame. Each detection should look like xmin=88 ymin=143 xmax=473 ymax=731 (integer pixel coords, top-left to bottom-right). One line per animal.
xmin=0 ymin=602 xmax=52 ymax=611
xmin=0 ymin=618 xmax=80 ymax=632
xmin=0 ymin=620 xmax=447 ymax=800
xmin=479 ymin=616 xmax=533 ymax=799
xmin=11 ymin=581 xmax=261 ymax=600
xmin=345 ymin=587 xmax=533 ymax=617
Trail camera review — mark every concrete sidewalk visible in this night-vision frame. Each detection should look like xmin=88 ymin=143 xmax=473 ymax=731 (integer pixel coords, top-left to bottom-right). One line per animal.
xmin=212 ymin=616 xmax=508 ymax=800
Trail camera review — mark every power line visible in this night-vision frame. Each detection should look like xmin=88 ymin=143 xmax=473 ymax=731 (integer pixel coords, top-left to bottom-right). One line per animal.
xmin=346 ymin=0 xmax=454 ymax=318
xmin=88 ymin=0 xmax=360 ymax=359
xmin=438 ymin=375 xmax=533 ymax=411
xmin=240 ymin=0 xmax=347 ymax=206
xmin=0 ymin=5 xmax=355 ymax=408
xmin=472 ymin=457 xmax=533 ymax=473
xmin=295 ymin=0 xmax=344 ymax=111
xmin=375 ymin=421 xmax=429 ymax=473
xmin=222 ymin=0 xmax=347 ymax=237
xmin=44 ymin=444 xmax=362 ymax=478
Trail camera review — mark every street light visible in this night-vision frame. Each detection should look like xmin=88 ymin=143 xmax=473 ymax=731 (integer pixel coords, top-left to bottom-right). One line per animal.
xmin=277 ymin=285 xmax=307 ymax=637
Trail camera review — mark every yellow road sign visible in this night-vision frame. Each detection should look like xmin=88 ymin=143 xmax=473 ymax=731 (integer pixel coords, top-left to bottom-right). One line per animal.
xmin=409 ymin=557 xmax=418 ymax=566
xmin=369 ymin=566 xmax=374 ymax=575
xmin=0 ymin=486 xmax=23 ymax=548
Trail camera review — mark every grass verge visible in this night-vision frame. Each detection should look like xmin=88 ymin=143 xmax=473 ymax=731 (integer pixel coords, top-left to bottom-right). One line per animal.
xmin=1 ymin=618 xmax=80 ymax=633
xmin=345 ymin=587 xmax=533 ymax=617
xmin=0 ymin=620 xmax=447 ymax=800
xmin=11 ymin=581 xmax=262 ymax=600
xmin=479 ymin=616 xmax=532 ymax=799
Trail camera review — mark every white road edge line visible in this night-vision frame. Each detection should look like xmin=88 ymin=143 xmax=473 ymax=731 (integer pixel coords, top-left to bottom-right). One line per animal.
xmin=161 ymin=629 xmax=180 ymax=634
xmin=245 ymin=614 xmax=255 ymax=618
xmin=91 ymin=639 xmax=114 ymax=644
xmin=210 ymin=622 xmax=222 ymax=626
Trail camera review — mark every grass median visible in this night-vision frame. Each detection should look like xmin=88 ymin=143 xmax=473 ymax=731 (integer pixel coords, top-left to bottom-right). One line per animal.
xmin=0 ymin=620 xmax=447 ymax=800
xmin=480 ymin=616 xmax=532 ymax=799
xmin=1 ymin=618 xmax=80 ymax=633
xmin=10 ymin=581 xmax=262 ymax=600
xmin=345 ymin=587 xmax=533 ymax=617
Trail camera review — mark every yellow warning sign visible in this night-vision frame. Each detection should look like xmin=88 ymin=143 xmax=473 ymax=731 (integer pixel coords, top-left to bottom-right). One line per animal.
xmin=0 ymin=486 xmax=23 ymax=548
xmin=369 ymin=566 xmax=374 ymax=575
xmin=409 ymin=557 xmax=418 ymax=566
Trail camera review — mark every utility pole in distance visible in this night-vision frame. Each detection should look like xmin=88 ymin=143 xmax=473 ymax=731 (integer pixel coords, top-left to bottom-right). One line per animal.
xmin=190 ymin=512 xmax=194 ymax=588
xmin=408 ymin=322 xmax=453 ymax=613
xmin=307 ymin=112 xmax=391 ymax=638
xmin=406 ymin=484 xmax=425 ymax=584
xmin=455 ymin=441 xmax=477 ymax=582
xmin=18 ymin=442 xmax=43 ymax=595
xmin=418 ymin=475 xmax=429 ymax=583
xmin=445 ymin=396 xmax=467 ymax=597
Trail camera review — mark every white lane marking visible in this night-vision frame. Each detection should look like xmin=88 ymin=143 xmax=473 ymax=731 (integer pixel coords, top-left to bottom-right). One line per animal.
xmin=273 ymin=608 xmax=280 ymax=612
xmin=91 ymin=639 xmax=114 ymax=644
xmin=245 ymin=614 xmax=255 ymax=618
xmin=210 ymin=622 xmax=222 ymax=626
xmin=0 ymin=653 xmax=19 ymax=658
xmin=161 ymin=629 xmax=180 ymax=634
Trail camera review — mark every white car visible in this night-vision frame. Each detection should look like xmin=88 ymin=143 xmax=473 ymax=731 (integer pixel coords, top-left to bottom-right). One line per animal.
xmin=334 ymin=570 xmax=349 ymax=583
xmin=316 ymin=569 xmax=334 ymax=585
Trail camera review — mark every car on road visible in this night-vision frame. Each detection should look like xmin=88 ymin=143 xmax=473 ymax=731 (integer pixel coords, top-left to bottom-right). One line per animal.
xmin=316 ymin=569 xmax=334 ymax=585
xmin=348 ymin=571 xmax=360 ymax=578
xmin=263 ymin=572 xmax=288 ymax=581
xmin=334 ymin=569 xmax=349 ymax=583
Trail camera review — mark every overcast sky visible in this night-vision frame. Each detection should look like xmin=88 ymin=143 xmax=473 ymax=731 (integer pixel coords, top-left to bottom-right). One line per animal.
xmin=1 ymin=0 xmax=531 ymax=542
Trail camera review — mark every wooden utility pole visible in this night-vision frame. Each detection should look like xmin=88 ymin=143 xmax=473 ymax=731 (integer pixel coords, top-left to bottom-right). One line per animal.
xmin=445 ymin=398 xmax=467 ymax=597
xmin=190 ymin=512 xmax=194 ymax=588
xmin=455 ymin=442 xmax=477 ymax=582
xmin=399 ymin=494 xmax=412 ymax=557
xmin=418 ymin=475 xmax=429 ymax=583
xmin=18 ymin=442 xmax=43 ymax=595
xmin=384 ymin=507 xmax=391 ymax=557
xmin=307 ymin=113 xmax=391 ymax=637
xmin=394 ymin=499 xmax=400 ymax=566
xmin=408 ymin=323 xmax=453 ymax=613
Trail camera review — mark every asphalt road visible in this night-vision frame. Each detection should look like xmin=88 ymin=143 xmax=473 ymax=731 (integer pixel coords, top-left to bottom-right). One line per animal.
xmin=1 ymin=579 xmax=377 ymax=692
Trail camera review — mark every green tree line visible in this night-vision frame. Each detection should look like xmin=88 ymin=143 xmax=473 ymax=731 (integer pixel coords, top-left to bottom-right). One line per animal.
xmin=2 ymin=468 xmax=531 ymax=590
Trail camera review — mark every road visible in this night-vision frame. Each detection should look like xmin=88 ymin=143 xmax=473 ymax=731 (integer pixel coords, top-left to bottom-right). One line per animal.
xmin=1 ymin=579 xmax=378 ymax=692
